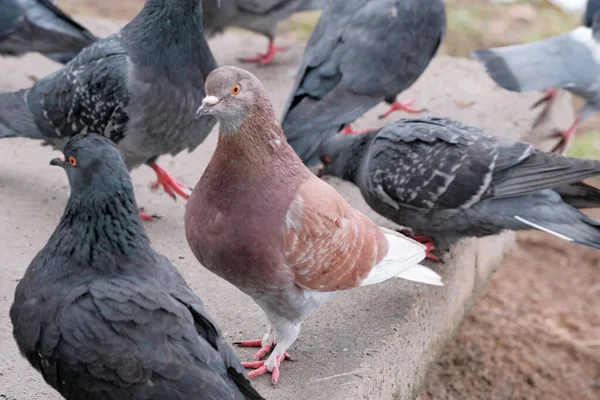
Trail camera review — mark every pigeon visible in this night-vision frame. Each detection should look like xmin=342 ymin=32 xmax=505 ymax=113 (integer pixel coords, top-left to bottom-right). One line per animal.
xmin=185 ymin=66 xmax=443 ymax=385
xmin=202 ymin=0 xmax=324 ymax=65
xmin=0 ymin=0 xmax=220 ymax=220
xmin=10 ymin=133 xmax=265 ymax=400
xmin=280 ymin=0 xmax=447 ymax=165
xmin=0 ymin=0 xmax=97 ymax=64
xmin=316 ymin=117 xmax=600 ymax=261
xmin=472 ymin=9 xmax=600 ymax=153
xmin=584 ymin=0 xmax=600 ymax=27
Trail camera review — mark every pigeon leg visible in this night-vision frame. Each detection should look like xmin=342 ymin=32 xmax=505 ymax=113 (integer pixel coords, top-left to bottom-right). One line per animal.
xmin=233 ymin=326 xmax=292 ymax=361
xmin=397 ymin=228 xmax=440 ymax=262
xmin=378 ymin=98 xmax=426 ymax=119
xmin=550 ymin=115 xmax=581 ymax=154
xmin=138 ymin=208 xmax=161 ymax=221
xmin=242 ymin=353 xmax=292 ymax=385
xmin=149 ymin=163 xmax=192 ymax=200
xmin=340 ymin=125 xmax=372 ymax=135
xmin=530 ymin=88 xmax=558 ymax=110
xmin=239 ymin=40 xmax=288 ymax=65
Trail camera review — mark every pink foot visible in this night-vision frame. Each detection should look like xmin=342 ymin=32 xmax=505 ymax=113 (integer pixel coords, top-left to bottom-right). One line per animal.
xmin=138 ymin=208 xmax=160 ymax=221
xmin=242 ymin=354 xmax=290 ymax=386
xmin=340 ymin=125 xmax=371 ymax=135
xmin=531 ymin=88 xmax=558 ymax=110
xmin=233 ymin=339 xmax=292 ymax=361
xmin=550 ymin=115 xmax=580 ymax=154
xmin=239 ymin=41 xmax=288 ymax=65
xmin=378 ymin=99 xmax=426 ymax=119
xmin=149 ymin=163 xmax=191 ymax=200
xmin=397 ymin=228 xmax=440 ymax=262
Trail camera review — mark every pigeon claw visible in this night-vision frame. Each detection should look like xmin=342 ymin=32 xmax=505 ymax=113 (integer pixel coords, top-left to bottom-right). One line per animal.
xmin=239 ymin=40 xmax=288 ymax=65
xmin=242 ymin=354 xmax=289 ymax=386
xmin=149 ymin=163 xmax=192 ymax=200
xmin=378 ymin=99 xmax=426 ymax=119
xmin=549 ymin=115 xmax=580 ymax=154
xmin=138 ymin=208 xmax=161 ymax=221
xmin=397 ymin=228 xmax=441 ymax=262
xmin=340 ymin=124 xmax=372 ymax=135
xmin=233 ymin=339 xmax=292 ymax=361
xmin=530 ymin=88 xmax=558 ymax=110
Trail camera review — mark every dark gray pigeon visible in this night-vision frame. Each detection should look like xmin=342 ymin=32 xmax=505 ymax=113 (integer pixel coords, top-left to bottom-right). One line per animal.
xmin=472 ymin=10 xmax=600 ymax=153
xmin=584 ymin=0 xmax=600 ymax=27
xmin=0 ymin=0 xmax=219 ymax=220
xmin=280 ymin=0 xmax=447 ymax=166
xmin=317 ymin=117 xmax=600 ymax=261
xmin=202 ymin=0 xmax=324 ymax=64
xmin=10 ymin=133 xmax=264 ymax=400
xmin=0 ymin=0 xmax=97 ymax=64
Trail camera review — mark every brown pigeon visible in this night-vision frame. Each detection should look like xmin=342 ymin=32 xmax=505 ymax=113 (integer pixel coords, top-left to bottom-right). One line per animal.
xmin=185 ymin=66 xmax=443 ymax=385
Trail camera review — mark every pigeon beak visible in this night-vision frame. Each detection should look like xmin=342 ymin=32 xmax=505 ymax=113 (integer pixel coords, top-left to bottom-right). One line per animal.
xmin=195 ymin=95 xmax=220 ymax=119
xmin=50 ymin=154 xmax=66 ymax=167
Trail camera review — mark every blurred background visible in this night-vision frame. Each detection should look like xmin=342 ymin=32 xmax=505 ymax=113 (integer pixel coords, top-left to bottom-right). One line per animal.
xmin=52 ymin=0 xmax=600 ymax=398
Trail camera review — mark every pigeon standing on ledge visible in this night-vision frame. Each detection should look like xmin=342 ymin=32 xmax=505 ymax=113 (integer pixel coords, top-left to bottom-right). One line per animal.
xmin=280 ymin=0 xmax=447 ymax=165
xmin=317 ymin=117 xmax=600 ymax=260
xmin=10 ymin=134 xmax=264 ymax=400
xmin=203 ymin=0 xmax=324 ymax=65
xmin=0 ymin=0 xmax=97 ymax=64
xmin=185 ymin=66 xmax=443 ymax=385
xmin=0 ymin=0 xmax=220 ymax=220
xmin=473 ymin=9 xmax=600 ymax=153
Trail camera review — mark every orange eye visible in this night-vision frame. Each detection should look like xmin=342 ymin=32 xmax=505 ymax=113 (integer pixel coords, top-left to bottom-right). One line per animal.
xmin=69 ymin=156 xmax=77 ymax=166
xmin=231 ymin=84 xmax=241 ymax=95
xmin=322 ymin=155 xmax=331 ymax=165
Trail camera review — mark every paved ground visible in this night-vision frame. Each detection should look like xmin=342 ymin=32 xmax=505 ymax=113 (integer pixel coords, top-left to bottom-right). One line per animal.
xmin=0 ymin=17 xmax=576 ymax=400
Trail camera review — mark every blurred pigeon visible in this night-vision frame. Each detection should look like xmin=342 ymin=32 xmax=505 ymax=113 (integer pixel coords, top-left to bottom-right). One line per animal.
xmin=0 ymin=0 xmax=97 ymax=64
xmin=317 ymin=117 xmax=600 ymax=260
xmin=186 ymin=66 xmax=443 ymax=384
xmin=10 ymin=134 xmax=264 ymax=400
xmin=0 ymin=0 xmax=220 ymax=220
xmin=473 ymin=10 xmax=600 ymax=153
xmin=280 ymin=0 xmax=447 ymax=165
xmin=203 ymin=0 xmax=324 ymax=64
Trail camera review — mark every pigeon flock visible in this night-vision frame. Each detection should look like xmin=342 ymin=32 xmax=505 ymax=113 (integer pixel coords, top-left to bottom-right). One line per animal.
xmin=1 ymin=0 xmax=599 ymax=398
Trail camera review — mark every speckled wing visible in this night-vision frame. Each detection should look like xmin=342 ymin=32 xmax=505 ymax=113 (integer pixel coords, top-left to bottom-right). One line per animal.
xmin=281 ymin=0 xmax=446 ymax=164
xmin=365 ymin=118 xmax=600 ymax=211
xmin=13 ymin=258 xmax=260 ymax=399
xmin=283 ymin=175 xmax=389 ymax=292
xmin=26 ymin=33 xmax=130 ymax=143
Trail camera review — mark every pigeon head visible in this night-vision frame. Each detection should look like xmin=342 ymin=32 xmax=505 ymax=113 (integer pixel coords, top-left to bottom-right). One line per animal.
xmin=317 ymin=131 xmax=375 ymax=183
xmin=195 ymin=66 xmax=274 ymax=133
xmin=50 ymin=133 xmax=133 ymax=201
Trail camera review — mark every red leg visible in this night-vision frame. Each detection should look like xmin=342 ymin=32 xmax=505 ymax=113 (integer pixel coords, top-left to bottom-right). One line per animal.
xmin=233 ymin=339 xmax=292 ymax=361
xmin=378 ymin=98 xmax=426 ymax=119
xmin=239 ymin=40 xmax=288 ymax=65
xmin=397 ymin=228 xmax=440 ymax=262
xmin=550 ymin=116 xmax=580 ymax=154
xmin=340 ymin=125 xmax=371 ymax=135
xmin=149 ymin=163 xmax=191 ymax=200
xmin=138 ymin=208 xmax=160 ymax=221
xmin=530 ymin=88 xmax=558 ymax=110
xmin=242 ymin=354 xmax=290 ymax=386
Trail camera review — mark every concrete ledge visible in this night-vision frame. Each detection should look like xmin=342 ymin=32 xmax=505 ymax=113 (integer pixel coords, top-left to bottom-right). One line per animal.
xmin=0 ymin=18 xmax=574 ymax=400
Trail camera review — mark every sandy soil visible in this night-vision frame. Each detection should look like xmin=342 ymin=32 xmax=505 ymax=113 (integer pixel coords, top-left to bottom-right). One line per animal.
xmin=422 ymin=221 xmax=600 ymax=399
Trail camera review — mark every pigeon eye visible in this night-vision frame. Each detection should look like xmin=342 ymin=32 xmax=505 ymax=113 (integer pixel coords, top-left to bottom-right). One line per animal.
xmin=322 ymin=155 xmax=331 ymax=165
xmin=231 ymin=84 xmax=241 ymax=95
xmin=69 ymin=156 xmax=77 ymax=167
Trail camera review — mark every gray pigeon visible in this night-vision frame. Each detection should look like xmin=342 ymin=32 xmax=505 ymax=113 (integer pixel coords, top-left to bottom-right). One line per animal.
xmin=0 ymin=0 xmax=97 ymax=64
xmin=10 ymin=133 xmax=265 ymax=400
xmin=202 ymin=0 xmax=324 ymax=64
xmin=280 ymin=0 xmax=447 ymax=166
xmin=0 ymin=0 xmax=219 ymax=219
xmin=317 ymin=117 xmax=600 ymax=261
xmin=186 ymin=66 xmax=442 ymax=385
xmin=472 ymin=10 xmax=600 ymax=153
xmin=584 ymin=0 xmax=600 ymax=27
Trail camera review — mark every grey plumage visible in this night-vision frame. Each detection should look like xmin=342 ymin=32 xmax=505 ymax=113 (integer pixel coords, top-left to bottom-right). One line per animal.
xmin=10 ymin=133 xmax=264 ymax=400
xmin=203 ymin=0 xmax=323 ymax=40
xmin=472 ymin=10 xmax=600 ymax=125
xmin=281 ymin=0 xmax=447 ymax=165
xmin=584 ymin=0 xmax=600 ymax=27
xmin=318 ymin=117 xmax=600 ymax=250
xmin=0 ymin=0 xmax=218 ymax=173
xmin=0 ymin=0 xmax=97 ymax=63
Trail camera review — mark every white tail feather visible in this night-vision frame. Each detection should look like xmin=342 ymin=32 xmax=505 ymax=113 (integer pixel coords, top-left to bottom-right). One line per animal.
xmin=360 ymin=228 xmax=443 ymax=287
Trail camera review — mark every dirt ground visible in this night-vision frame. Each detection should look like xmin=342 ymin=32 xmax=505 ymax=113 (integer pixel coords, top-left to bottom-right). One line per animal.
xmin=422 ymin=218 xmax=600 ymax=399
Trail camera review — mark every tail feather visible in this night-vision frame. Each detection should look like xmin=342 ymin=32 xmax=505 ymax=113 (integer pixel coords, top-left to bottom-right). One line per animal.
xmin=360 ymin=228 xmax=443 ymax=287
xmin=555 ymin=182 xmax=600 ymax=209
xmin=515 ymin=213 xmax=600 ymax=250
xmin=0 ymin=90 xmax=43 ymax=139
